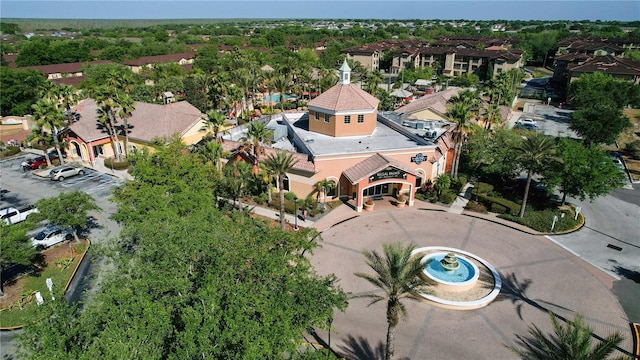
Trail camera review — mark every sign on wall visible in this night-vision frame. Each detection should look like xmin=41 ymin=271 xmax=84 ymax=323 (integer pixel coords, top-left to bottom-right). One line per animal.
xmin=369 ymin=167 xmax=408 ymax=183
xmin=411 ymin=153 xmax=426 ymax=165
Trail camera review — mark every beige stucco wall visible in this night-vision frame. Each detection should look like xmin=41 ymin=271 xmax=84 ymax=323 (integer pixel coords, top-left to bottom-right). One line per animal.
xmin=408 ymin=108 xmax=448 ymax=121
xmin=309 ymin=110 xmax=377 ymax=137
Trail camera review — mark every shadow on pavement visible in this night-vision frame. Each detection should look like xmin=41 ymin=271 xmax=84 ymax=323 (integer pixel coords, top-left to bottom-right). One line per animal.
xmin=339 ymin=334 xmax=385 ymax=360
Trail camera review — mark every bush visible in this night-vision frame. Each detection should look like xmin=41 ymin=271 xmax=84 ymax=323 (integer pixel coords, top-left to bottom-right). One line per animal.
xmin=625 ymin=140 xmax=640 ymax=160
xmin=491 ymin=203 xmax=508 ymax=214
xmin=284 ymin=192 xmax=297 ymax=201
xmin=415 ymin=193 xmax=426 ymax=201
xmin=500 ymin=208 xmax=581 ymax=232
xmin=476 ymin=193 xmax=520 ymax=215
xmin=104 ymin=158 xmax=130 ymax=170
xmin=465 ymin=201 xmax=487 ymax=213
xmin=1 ymin=146 xmax=21 ymax=158
xmin=439 ymin=190 xmax=456 ymax=204
xmin=474 ymin=182 xmax=494 ymax=194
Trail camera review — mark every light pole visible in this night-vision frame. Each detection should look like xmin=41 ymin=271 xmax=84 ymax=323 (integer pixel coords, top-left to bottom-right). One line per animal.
xmin=293 ymin=197 xmax=299 ymax=231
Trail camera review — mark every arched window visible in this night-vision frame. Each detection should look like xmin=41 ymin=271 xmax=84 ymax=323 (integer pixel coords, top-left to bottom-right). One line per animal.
xmin=327 ymin=180 xmax=337 ymax=197
xmin=283 ymin=175 xmax=290 ymax=191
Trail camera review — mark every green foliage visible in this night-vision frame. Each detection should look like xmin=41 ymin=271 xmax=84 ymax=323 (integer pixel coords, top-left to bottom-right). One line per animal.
xmin=1 ymin=146 xmax=21 ymax=157
xmin=625 ymin=140 xmax=640 ymax=160
xmin=507 ymin=312 xmax=627 ymax=360
xmin=0 ymin=222 xmax=39 ymax=269
xmin=475 ymin=193 xmax=521 ymax=215
xmin=34 ymin=190 xmax=101 ymax=240
xmin=542 ymin=139 xmax=626 ymax=205
xmin=438 ymin=189 xmax=456 ymax=204
xmin=0 ymin=67 xmax=48 ymax=116
xmin=475 ymin=182 xmax=494 ymax=194
xmin=18 ymin=143 xmax=346 ymax=358
xmin=103 ymin=158 xmax=130 ymax=170
xmin=500 ymin=208 xmax=580 ymax=233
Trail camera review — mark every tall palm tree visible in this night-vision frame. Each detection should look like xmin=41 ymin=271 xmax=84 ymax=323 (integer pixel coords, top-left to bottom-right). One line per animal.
xmin=200 ymin=110 xmax=228 ymax=142
xmin=445 ymin=102 xmax=474 ymax=178
xmin=31 ymin=98 xmax=67 ymax=165
xmin=484 ymin=103 xmax=502 ymax=130
xmin=244 ymin=121 xmax=273 ymax=159
xmin=355 ymin=242 xmax=431 ymax=360
xmin=94 ymin=87 xmax=122 ymax=162
xmin=366 ymin=69 xmax=385 ymax=95
xmin=513 ymin=132 xmax=557 ymax=218
xmin=116 ymin=91 xmax=135 ymax=158
xmin=450 ymin=89 xmax=483 ymax=118
xmin=271 ymin=74 xmax=290 ymax=113
xmin=262 ymin=151 xmax=298 ymax=230
xmin=507 ymin=313 xmax=627 ymax=360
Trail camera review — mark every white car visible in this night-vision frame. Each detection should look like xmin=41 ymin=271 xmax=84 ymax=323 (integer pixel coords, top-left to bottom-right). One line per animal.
xmin=50 ymin=166 xmax=85 ymax=181
xmin=517 ymin=118 xmax=537 ymax=126
xmin=31 ymin=225 xmax=73 ymax=249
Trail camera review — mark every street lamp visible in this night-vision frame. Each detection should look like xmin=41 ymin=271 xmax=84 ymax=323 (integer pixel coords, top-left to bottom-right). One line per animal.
xmin=293 ymin=197 xmax=299 ymax=231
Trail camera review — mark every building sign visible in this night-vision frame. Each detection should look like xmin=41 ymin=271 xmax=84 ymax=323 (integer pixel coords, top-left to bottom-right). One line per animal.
xmin=411 ymin=153 xmax=426 ymax=165
xmin=369 ymin=167 xmax=408 ymax=183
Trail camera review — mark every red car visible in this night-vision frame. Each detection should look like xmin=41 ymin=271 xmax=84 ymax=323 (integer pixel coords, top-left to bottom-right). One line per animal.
xmin=29 ymin=154 xmax=60 ymax=170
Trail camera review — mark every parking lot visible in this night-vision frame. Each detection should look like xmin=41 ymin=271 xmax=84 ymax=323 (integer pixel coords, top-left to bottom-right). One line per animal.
xmin=1 ymin=154 xmax=123 ymax=208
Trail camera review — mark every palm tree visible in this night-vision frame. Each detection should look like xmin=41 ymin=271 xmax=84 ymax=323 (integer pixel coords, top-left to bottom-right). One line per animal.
xmin=200 ymin=110 xmax=228 ymax=142
xmin=315 ymin=178 xmax=336 ymax=202
xmin=262 ymin=151 xmax=298 ymax=230
xmin=484 ymin=103 xmax=502 ymax=130
xmin=513 ymin=132 xmax=557 ymax=218
xmin=433 ymin=173 xmax=451 ymax=196
xmin=244 ymin=121 xmax=273 ymax=159
xmin=507 ymin=313 xmax=627 ymax=360
xmin=201 ymin=140 xmax=225 ymax=172
xmin=31 ymin=98 xmax=67 ymax=165
xmin=445 ymin=102 xmax=474 ymax=178
xmin=366 ymin=69 xmax=384 ymax=95
xmin=450 ymin=89 xmax=483 ymax=118
xmin=116 ymin=91 xmax=135 ymax=158
xmin=271 ymin=74 xmax=290 ymax=113
xmin=355 ymin=242 xmax=431 ymax=360
xmin=94 ymin=88 xmax=122 ymax=162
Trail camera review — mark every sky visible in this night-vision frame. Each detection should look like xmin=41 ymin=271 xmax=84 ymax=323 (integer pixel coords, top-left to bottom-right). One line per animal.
xmin=1 ymin=0 xmax=639 ymax=21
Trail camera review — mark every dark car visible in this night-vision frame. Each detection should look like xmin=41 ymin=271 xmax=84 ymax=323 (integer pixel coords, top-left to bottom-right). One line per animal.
xmin=29 ymin=154 xmax=59 ymax=170
xmin=514 ymin=123 xmax=538 ymax=131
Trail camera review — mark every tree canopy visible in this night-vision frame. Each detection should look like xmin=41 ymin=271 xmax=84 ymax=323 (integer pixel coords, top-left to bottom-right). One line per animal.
xmin=18 ymin=142 xmax=347 ymax=359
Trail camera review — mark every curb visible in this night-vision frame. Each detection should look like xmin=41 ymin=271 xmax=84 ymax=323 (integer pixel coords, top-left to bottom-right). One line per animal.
xmin=0 ymin=239 xmax=91 ymax=331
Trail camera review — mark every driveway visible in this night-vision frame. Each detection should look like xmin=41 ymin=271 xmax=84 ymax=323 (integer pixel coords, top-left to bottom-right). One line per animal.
xmin=309 ymin=208 xmax=633 ymax=360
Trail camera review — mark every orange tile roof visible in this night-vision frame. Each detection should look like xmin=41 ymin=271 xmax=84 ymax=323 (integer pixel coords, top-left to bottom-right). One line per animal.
xmin=308 ymin=83 xmax=379 ymax=112
xmin=342 ymin=153 xmax=418 ymax=184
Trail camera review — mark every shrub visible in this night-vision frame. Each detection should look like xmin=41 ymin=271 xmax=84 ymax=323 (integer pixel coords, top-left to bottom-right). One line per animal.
xmin=284 ymin=192 xmax=297 ymax=201
xmin=476 ymin=193 xmax=520 ymax=215
xmin=474 ymin=182 xmax=494 ymax=194
xmin=1 ymin=146 xmax=21 ymax=158
xmin=625 ymin=140 xmax=640 ymax=160
xmin=415 ymin=193 xmax=426 ymax=201
xmin=491 ymin=203 xmax=507 ymax=214
xmin=104 ymin=158 xmax=130 ymax=170
xmin=439 ymin=190 xmax=456 ymax=204
xmin=465 ymin=201 xmax=487 ymax=213
xmin=499 ymin=208 xmax=581 ymax=232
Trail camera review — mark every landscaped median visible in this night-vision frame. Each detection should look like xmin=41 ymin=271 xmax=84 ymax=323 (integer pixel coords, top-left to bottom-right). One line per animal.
xmin=0 ymin=239 xmax=90 ymax=329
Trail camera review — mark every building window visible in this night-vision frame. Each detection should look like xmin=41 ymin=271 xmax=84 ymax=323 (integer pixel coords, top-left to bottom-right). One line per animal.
xmin=344 ymin=115 xmax=351 ymax=124
xmin=282 ymin=175 xmax=290 ymax=191
xmin=315 ymin=111 xmax=320 ymax=120
xmin=324 ymin=114 xmax=330 ymax=123
xmin=358 ymin=114 xmax=364 ymax=123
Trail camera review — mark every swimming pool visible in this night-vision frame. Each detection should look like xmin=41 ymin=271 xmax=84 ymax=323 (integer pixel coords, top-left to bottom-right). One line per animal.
xmin=263 ymin=93 xmax=297 ymax=103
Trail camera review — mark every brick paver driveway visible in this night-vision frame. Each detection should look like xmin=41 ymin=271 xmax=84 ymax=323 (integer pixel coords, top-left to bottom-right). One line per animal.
xmin=309 ymin=208 xmax=633 ymax=360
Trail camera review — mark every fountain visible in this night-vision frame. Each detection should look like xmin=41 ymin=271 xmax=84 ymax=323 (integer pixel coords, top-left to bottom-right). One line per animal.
xmin=421 ymin=251 xmax=479 ymax=292
xmin=411 ymin=246 xmax=502 ymax=310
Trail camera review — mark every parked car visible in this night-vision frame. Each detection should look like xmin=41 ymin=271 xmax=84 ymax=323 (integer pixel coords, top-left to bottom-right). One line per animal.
xmin=612 ymin=158 xmax=624 ymax=170
xmin=29 ymin=154 xmax=59 ymax=170
xmin=1 ymin=205 xmax=39 ymax=225
xmin=31 ymin=225 xmax=73 ymax=249
xmin=50 ymin=166 xmax=85 ymax=181
xmin=514 ymin=123 xmax=539 ymax=131
xmin=517 ymin=118 xmax=537 ymax=126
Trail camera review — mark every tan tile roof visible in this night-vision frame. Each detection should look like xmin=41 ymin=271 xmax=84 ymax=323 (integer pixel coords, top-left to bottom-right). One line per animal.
xmin=395 ymin=87 xmax=462 ymax=117
xmin=70 ymin=98 xmax=205 ymax=143
xmin=219 ymin=140 xmax=316 ymax=173
xmin=122 ymin=51 xmax=195 ymax=66
xmin=19 ymin=60 xmax=116 ymax=75
xmin=308 ymin=83 xmax=379 ymax=112
xmin=342 ymin=153 xmax=418 ymax=184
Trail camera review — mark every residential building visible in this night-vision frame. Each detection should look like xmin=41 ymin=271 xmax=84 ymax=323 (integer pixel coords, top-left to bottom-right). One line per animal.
xmin=60 ymin=98 xmax=207 ymax=165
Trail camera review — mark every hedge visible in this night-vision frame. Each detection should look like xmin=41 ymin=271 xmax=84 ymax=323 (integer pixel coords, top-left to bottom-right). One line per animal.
xmin=1 ymin=146 xmax=21 ymax=158
xmin=104 ymin=158 xmax=130 ymax=170
xmin=500 ymin=208 xmax=582 ymax=233
xmin=475 ymin=193 xmax=520 ymax=215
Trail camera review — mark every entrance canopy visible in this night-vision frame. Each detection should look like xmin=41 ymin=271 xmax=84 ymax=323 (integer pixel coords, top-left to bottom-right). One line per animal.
xmin=343 ymin=153 xmax=419 ymax=185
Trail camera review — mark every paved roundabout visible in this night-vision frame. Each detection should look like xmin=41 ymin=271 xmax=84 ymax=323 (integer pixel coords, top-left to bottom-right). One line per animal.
xmin=309 ymin=208 xmax=633 ymax=359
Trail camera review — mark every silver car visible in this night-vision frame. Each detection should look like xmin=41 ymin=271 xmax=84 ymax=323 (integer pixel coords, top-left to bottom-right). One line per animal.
xmin=50 ymin=166 xmax=85 ymax=181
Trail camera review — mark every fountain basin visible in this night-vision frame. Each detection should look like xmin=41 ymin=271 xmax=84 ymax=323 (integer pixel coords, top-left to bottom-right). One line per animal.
xmin=421 ymin=252 xmax=479 ymax=292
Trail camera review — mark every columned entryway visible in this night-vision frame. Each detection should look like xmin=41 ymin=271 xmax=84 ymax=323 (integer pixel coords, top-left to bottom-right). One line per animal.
xmin=342 ymin=153 xmax=419 ymax=212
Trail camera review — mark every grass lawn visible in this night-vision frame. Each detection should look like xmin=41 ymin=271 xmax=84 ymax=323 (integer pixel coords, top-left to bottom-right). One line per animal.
xmin=0 ymin=240 xmax=89 ymax=328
